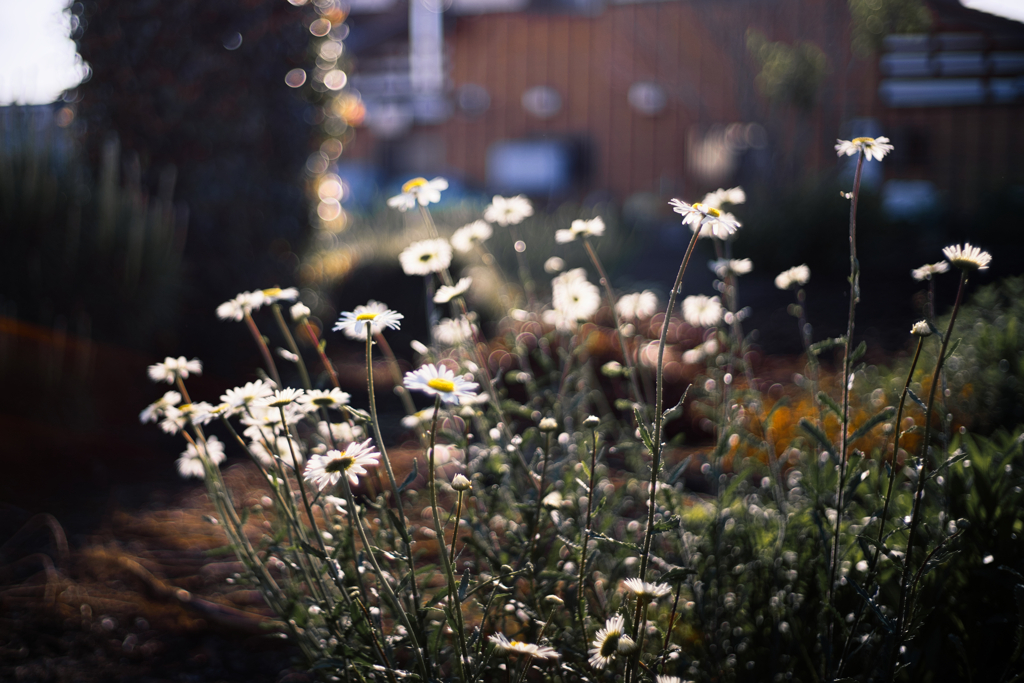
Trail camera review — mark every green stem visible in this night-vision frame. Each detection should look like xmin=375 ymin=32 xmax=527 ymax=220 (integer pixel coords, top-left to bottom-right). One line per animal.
xmin=271 ymin=304 xmax=312 ymax=390
xmin=576 ymin=425 xmax=600 ymax=633
xmin=244 ymin=311 xmax=282 ymax=388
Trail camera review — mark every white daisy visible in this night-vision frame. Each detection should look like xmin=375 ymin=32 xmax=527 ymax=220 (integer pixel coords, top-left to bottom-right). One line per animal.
xmin=911 ymin=261 xmax=949 ymax=281
xmin=655 ymin=677 xmax=686 ymax=683
xmin=489 ymin=634 xmax=559 ymax=660
xmin=387 ymin=177 xmax=449 ymax=211
xmin=216 ymin=290 xmax=266 ymax=321
xmin=551 ymin=268 xmax=600 ymax=325
xmin=775 ymin=264 xmax=811 ymax=290
xmin=710 ymin=258 xmax=752 ymax=278
xmin=148 ymin=356 xmax=203 ymax=384
xmin=160 ymin=402 xmax=215 ymax=434
xmin=262 ymin=287 xmax=299 ymax=304
xmin=256 ymin=387 xmax=305 ymax=408
xmin=399 ymin=238 xmax=453 ymax=276
xmin=621 ymin=578 xmax=672 ymax=599
xmin=588 ymin=614 xmax=635 ymax=670
xmin=682 ymin=295 xmax=723 ymax=327
xmin=434 ymin=277 xmax=472 ymax=304
xmin=140 ymin=390 xmax=182 ymax=424
xmin=220 ymin=380 xmax=275 ymax=413
xmin=701 ymin=186 xmax=746 ymax=209
xmin=277 ymin=348 xmax=299 ymax=363
xmin=291 ymin=302 xmax=311 ymax=321
xmin=943 ymin=242 xmax=992 ymax=271
xmin=835 ymin=136 xmax=894 ymax=162
xmin=433 ymin=317 xmax=475 ymax=346
xmin=450 ymin=220 xmax=493 ymax=253
xmin=911 ymin=320 xmax=934 ymax=337
xmin=176 ymin=435 xmax=226 ymax=479
xmin=303 ymin=439 xmax=380 ymax=489
xmin=299 ymin=388 xmax=351 ymax=410
xmin=334 ymin=302 xmax=404 ymax=339
xmin=316 ymin=420 xmax=364 ymax=446
xmin=249 ymin=435 xmax=304 ymax=467
xmin=669 ymin=199 xmax=740 ymax=239
xmin=543 ymin=256 xmax=565 ymax=274
xmin=616 ymin=290 xmax=659 ymax=320
xmin=402 ymin=407 xmax=436 ymax=428
xmin=555 ymin=216 xmax=605 ymax=243
xmin=484 ymin=195 xmax=533 ymax=226
xmin=404 ymin=364 xmax=479 ymax=404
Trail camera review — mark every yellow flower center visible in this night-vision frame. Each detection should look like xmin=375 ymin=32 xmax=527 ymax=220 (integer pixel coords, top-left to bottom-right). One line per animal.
xmin=356 ymin=312 xmax=378 ymax=321
xmin=692 ymin=203 xmax=720 ymax=217
xmin=851 ymin=136 xmax=873 ymax=144
xmin=263 ymin=287 xmax=282 ymax=297
xmin=402 ymin=177 xmax=429 ymax=193
xmin=427 ymin=378 xmax=455 ymax=393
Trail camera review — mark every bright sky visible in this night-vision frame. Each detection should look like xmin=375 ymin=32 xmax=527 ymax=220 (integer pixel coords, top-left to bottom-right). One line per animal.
xmin=0 ymin=0 xmax=87 ymax=105
xmin=961 ymin=0 xmax=1024 ymax=23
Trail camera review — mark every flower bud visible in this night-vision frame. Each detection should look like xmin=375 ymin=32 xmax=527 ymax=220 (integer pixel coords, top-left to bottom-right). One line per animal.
xmin=452 ymin=473 xmax=472 ymax=491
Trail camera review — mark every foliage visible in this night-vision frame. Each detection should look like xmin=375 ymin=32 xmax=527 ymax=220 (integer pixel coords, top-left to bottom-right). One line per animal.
xmin=848 ymin=0 xmax=932 ymax=56
xmin=746 ymin=31 xmax=830 ymax=113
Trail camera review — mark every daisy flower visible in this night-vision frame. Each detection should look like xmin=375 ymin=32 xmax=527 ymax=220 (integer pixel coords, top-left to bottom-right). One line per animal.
xmin=433 ymin=317 xmax=475 ymax=346
xmin=216 ymin=290 xmax=266 ymax=321
xmin=543 ymin=256 xmax=565 ymax=274
xmin=669 ymin=199 xmax=740 ymax=239
xmin=701 ymin=186 xmax=746 ymax=208
xmin=299 ymin=388 xmax=351 ymax=410
xmin=404 ymin=364 xmax=479 ymax=404
xmin=616 ymin=290 xmax=659 ymax=320
xmin=835 ymin=136 xmax=894 ymax=161
xmin=588 ymin=614 xmax=635 ymax=669
xmin=160 ymin=402 xmax=215 ymax=434
xmin=249 ymin=435 xmax=304 ymax=467
xmin=291 ymin=302 xmax=311 ymax=321
xmin=555 ymin=216 xmax=605 ymax=243
xmin=655 ymin=677 xmax=686 ymax=683
xmin=911 ymin=261 xmax=949 ymax=281
xmin=551 ymin=268 xmax=601 ymax=324
xmin=911 ymin=320 xmax=934 ymax=337
xmin=621 ymin=578 xmax=672 ymax=599
xmin=434 ymin=277 xmax=472 ymax=304
xmin=334 ymin=302 xmax=404 ymax=339
xmin=140 ymin=390 xmax=182 ymax=424
xmin=489 ymin=634 xmax=559 ymax=660
xmin=710 ymin=258 xmax=752 ymax=279
xmin=148 ymin=356 xmax=203 ymax=384
xmin=484 ymin=195 xmax=533 ymax=226
xmin=262 ymin=287 xmax=299 ymax=304
xmin=177 ymin=435 xmax=226 ymax=479
xmin=943 ymin=242 xmax=992 ymax=271
xmin=682 ymin=295 xmax=723 ymax=327
xmin=387 ymin=177 xmax=449 ymax=211
xmin=775 ymin=264 xmax=811 ymax=290
xmin=399 ymin=238 xmax=453 ymax=276
xmin=303 ymin=439 xmax=380 ymax=489
xmin=402 ymin=406 xmax=436 ymax=428
xmin=256 ymin=387 xmax=305 ymax=408
xmin=450 ymin=220 xmax=493 ymax=253
xmin=220 ymin=380 xmax=275 ymax=413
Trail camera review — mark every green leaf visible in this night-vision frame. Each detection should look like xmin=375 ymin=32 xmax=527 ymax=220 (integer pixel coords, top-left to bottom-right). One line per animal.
xmin=926 ymin=450 xmax=969 ymax=482
xmin=817 ymin=391 xmax=843 ymax=419
xmin=849 ymin=340 xmax=867 ymax=364
xmin=398 ymin=458 xmax=419 ymax=493
xmin=907 ymin=388 xmax=927 ymax=412
xmin=458 ymin=569 xmax=470 ymax=602
xmin=849 ymin=578 xmax=894 ymax=633
xmin=800 ymin=417 xmax=837 ymax=454
xmin=809 ymin=336 xmax=846 ymax=356
xmin=666 ymin=455 xmax=693 ymax=485
xmin=849 ymin=406 xmax=896 ymax=442
xmin=300 ymin=541 xmax=328 ymax=560
xmin=663 ymin=385 xmax=691 ymax=423
xmin=634 ymin=406 xmax=656 ymax=453
xmin=386 ymin=508 xmax=411 ymax=545
xmin=659 ymin=567 xmax=695 ymax=583
xmin=943 ymin=337 xmax=963 ymax=363
xmin=652 ymin=515 xmax=681 ymax=534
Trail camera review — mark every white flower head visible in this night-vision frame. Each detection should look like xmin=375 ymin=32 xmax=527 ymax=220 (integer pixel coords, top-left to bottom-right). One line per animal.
xmin=148 ymin=356 xmax=203 ymax=384
xmin=387 ymin=177 xmax=449 ymax=211
xmin=334 ymin=302 xmax=404 ymax=339
xmin=489 ymin=634 xmax=559 ymax=660
xmin=160 ymin=401 xmax=215 ymax=434
xmin=621 ymin=578 xmax=672 ymax=599
xmin=248 ymin=435 xmax=303 ymax=468
xmin=404 ymin=364 xmax=479 ymax=404
xmin=775 ymin=264 xmax=811 ymax=290
xmin=943 ymin=242 xmax=992 ymax=271
xmin=400 ymin=238 xmax=453 ymax=276
xmin=140 ymin=390 xmax=182 ymax=424
xmin=669 ymin=199 xmax=740 ymax=239
xmin=543 ymin=256 xmax=565 ymax=274
xmin=555 ymin=216 xmax=605 ymax=244
xmin=701 ymin=186 xmax=746 ymax=209
xmin=835 ymin=136 xmax=894 ymax=162
xmin=434 ymin=277 xmax=472 ymax=304
xmin=303 ymin=439 xmax=380 ymax=490
xmin=589 ymin=614 xmax=635 ymax=669
xmin=257 ymin=387 xmax=305 ymax=408
xmin=682 ymin=295 xmax=723 ymax=327
xmin=710 ymin=258 xmax=752 ymax=279
xmin=177 ymin=435 xmax=226 ymax=479
xmin=299 ymin=388 xmax=351 ymax=410
xmin=262 ymin=287 xmax=299 ymax=304
xmin=911 ymin=320 xmax=934 ymax=337
xmin=450 ymin=220 xmax=493 ymax=253
xmin=656 ymin=677 xmax=686 ymax=683
xmin=290 ymin=302 xmax=311 ymax=321
xmin=216 ymin=290 xmax=266 ymax=321
xmin=551 ymin=268 xmax=601 ymax=326
xmin=911 ymin=261 xmax=950 ymax=282
xmin=433 ymin=317 xmax=475 ymax=346
xmin=221 ymin=380 xmax=275 ymax=413
xmin=484 ymin=195 xmax=533 ymax=226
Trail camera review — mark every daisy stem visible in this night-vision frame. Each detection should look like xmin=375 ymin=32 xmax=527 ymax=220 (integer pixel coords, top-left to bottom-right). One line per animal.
xmin=244 ymin=311 xmax=282 ymax=389
xmin=374 ymin=330 xmax=418 ymax=417
xmin=303 ymin=320 xmax=341 ymax=389
xmin=889 ymin=268 xmax=968 ymax=680
xmin=583 ymin=236 xmax=647 ymax=411
xmin=660 ymin=583 xmax=683 ymax=674
xmin=426 ymin=395 xmax=472 ymax=681
xmin=364 ymin=327 xmax=425 ymax=633
xmin=836 ymin=336 xmax=924 ymax=677
xmin=449 ymin=490 xmax=464 ymax=565
xmin=271 ymin=304 xmax=312 ymax=391
xmin=827 ymin=149 xmax=864 ymax=671
xmin=576 ymin=424 xmax=600 ymax=634
xmin=339 ymin=475 xmax=430 ymax=682
xmin=528 ymin=431 xmax=553 ymax=571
